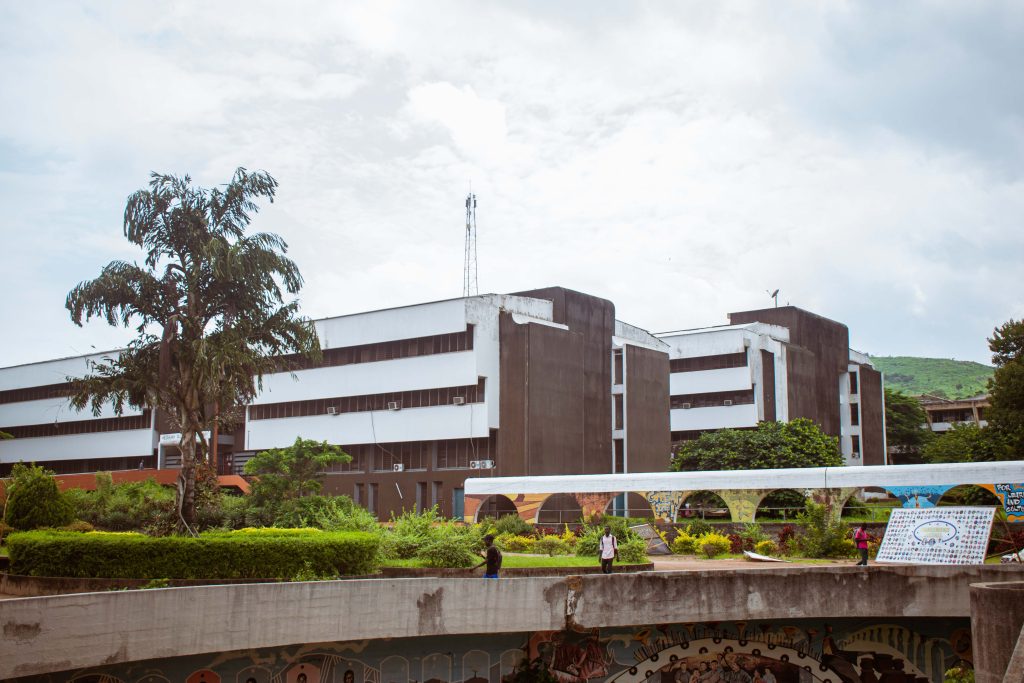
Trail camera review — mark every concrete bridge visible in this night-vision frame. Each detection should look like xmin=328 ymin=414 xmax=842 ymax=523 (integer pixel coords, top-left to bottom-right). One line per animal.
xmin=2 ymin=565 xmax=1023 ymax=682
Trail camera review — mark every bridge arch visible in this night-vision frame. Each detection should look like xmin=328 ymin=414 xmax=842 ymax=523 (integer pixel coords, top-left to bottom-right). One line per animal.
xmin=680 ymin=490 xmax=730 ymax=520
xmin=755 ymin=489 xmax=807 ymax=521
xmin=605 ymin=492 xmax=655 ymax=519
xmin=937 ymin=484 xmax=1001 ymax=507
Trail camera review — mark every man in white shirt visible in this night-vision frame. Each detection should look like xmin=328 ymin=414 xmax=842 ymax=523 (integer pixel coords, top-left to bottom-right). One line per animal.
xmin=599 ymin=526 xmax=618 ymax=574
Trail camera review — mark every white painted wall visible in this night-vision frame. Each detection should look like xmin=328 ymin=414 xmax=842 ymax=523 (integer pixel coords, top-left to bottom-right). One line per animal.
xmin=245 ymin=403 xmax=490 ymax=450
xmin=0 ymin=397 xmax=142 ymax=427
xmin=0 ymin=429 xmax=154 ymax=462
xmin=670 ymin=403 xmax=758 ymax=431
xmin=669 ymin=366 xmax=752 ymax=395
xmin=0 ymin=351 xmax=117 ymax=391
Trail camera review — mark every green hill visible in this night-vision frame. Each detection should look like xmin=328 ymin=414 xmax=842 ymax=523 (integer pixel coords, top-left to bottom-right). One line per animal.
xmin=868 ymin=356 xmax=993 ymax=399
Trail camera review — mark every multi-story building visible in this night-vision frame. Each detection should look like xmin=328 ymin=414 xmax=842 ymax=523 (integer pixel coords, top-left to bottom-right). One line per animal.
xmin=658 ymin=306 xmax=886 ymax=466
xmin=0 ymin=287 xmax=669 ymax=518
xmin=919 ymin=394 xmax=989 ymax=433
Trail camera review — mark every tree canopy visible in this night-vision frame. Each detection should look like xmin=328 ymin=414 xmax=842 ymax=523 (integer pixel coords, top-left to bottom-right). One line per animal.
xmin=670 ymin=418 xmax=843 ymax=472
xmin=244 ymin=437 xmax=350 ymax=506
xmin=65 ymin=169 xmax=321 ymax=528
xmin=921 ymin=422 xmax=1012 ymax=464
xmin=884 ymin=388 xmax=932 ymax=464
xmin=987 ymin=318 xmax=1024 ymax=454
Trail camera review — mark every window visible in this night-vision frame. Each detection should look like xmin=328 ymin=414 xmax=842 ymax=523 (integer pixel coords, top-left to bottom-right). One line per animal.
xmin=614 ymin=394 xmax=624 ymax=430
xmin=850 ymin=402 xmax=860 ymax=426
xmin=851 ymin=435 xmax=861 ymax=457
xmin=613 ymin=350 xmax=623 ymax=385
xmin=670 ymin=352 xmax=747 ymax=373
xmin=849 ymin=371 xmax=859 ymax=395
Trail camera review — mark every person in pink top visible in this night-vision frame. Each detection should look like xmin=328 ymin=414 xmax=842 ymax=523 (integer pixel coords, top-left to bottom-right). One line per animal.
xmin=854 ymin=525 xmax=869 ymax=566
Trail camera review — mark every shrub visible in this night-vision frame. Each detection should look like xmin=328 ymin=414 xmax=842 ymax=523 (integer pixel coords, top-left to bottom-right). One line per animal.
xmin=944 ymin=664 xmax=975 ymax=683
xmin=0 ymin=520 xmax=11 ymax=544
xmin=794 ymin=502 xmax=852 ymax=558
xmin=671 ymin=532 xmax=698 ymax=554
xmin=60 ymin=521 xmax=95 ymax=533
xmin=685 ymin=518 xmax=713 ymax=537
xmin=3 ymin=463 xmax=74 ymax=530
xmin=576 ymin=519 xmax=642 ymax=556
xmin=754 ymin=539 xmax=778 ymax=556
xmin=617 ymin=537 xmax=649 ymax=564
xmin=492 ymin=514 xmax=534 ymax=537
xmin=532 ymin=535 xmax=572 ymax=556
xmin=496 ymin=534 xmax=535 ymax=553
xmin=739 ymin=522 xmax=769 ymax=549
xmin=7 ymin=529 xmax=379 ymax=579
xmin=697 ymin=532 xmax=732 ymax=558
xmin=416 ymin=529 xmax=479 ymax=568
xmin=841 ymin=497 xmax=869 ymax=517
xmin=65 ymin=477 xmax=176 ymax=533
xmin=727 ymin=533 xmax=744 ymax=554
xmin=777 ymin=524 xmax=796 ymax=547
xmin=275 ymin=495 xmax=380 ymax=533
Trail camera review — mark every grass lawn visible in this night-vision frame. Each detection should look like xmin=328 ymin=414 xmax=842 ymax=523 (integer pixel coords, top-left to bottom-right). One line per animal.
xmin=382 ymin=554 xmax=644 ymax=569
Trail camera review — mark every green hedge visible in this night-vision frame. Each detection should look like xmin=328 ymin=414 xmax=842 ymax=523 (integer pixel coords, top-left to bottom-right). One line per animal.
xmin=7 ymin=529 xmax=379 ymax=579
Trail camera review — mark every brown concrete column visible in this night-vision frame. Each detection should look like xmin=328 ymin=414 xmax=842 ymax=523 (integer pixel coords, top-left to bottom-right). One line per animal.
xmin=970 ymin=580 xmax=1024 ymax=683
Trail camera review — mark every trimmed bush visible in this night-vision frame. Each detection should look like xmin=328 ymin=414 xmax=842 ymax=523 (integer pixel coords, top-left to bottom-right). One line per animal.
xmin=3 ymin=463 xmax=74 ymax=530
xmin=754 ymin=539 xmax=778 ymax=556
xmin=685 ymin=518 xmax=713 ymax=537
xmin=671 ymin=532 xmax=698 ymax=554
xmin=7 ymin=529 xmax=379 ymax=579
xmin=697 ymin=532 xmax=732 ymax=558
xmin=60 ymin=521 xmax=95 ymax=533
xmin=416 ymin=534 xmax=479 ymax=568
xmin=492 ymin=514 xmax=534 ymax=537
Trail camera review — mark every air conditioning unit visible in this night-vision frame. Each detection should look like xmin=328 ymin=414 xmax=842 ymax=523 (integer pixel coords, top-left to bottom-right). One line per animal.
xmin=452 ymin=396 xmax=466 ymax=406
xmin=471 ymin=459 xmax=495 ymax=469
xmin=387 ymin=401 xmax=401 ymax=411
xmin=680 ymin=403 xmax=692 ymax=410
xmin=723 ymin=400 xmax=733 ymax=406
xmin=393 ymin=463 xmax=405 ymax=472
xmin=326 ymin=406 xmax=338 ymax=416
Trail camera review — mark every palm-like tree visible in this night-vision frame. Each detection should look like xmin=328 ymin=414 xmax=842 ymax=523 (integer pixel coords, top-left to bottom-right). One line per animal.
xmin=66 ymin=168 xmax=320 ymax=529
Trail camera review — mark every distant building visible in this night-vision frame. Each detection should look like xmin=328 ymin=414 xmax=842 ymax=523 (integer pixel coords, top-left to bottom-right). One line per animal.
xmin=919 ymin=394 xmax=989 ymax=433
xmin=657 ymin=306 xmax=886 ymax=466
xmin=0 ymin=287 xmax=669 ymax=518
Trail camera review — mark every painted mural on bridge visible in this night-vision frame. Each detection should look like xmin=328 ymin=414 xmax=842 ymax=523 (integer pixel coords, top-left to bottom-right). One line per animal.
xmin=23 ymin=618 xmax=969 ymax=683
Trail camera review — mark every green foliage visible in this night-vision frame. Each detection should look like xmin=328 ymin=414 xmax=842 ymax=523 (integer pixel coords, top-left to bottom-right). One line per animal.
xmin=794 ymin=502 xmax=853 ymax=558
xmin=415 ymin=526 xmax=480 ymax=568
xmin=575 ymin=519 xmax=641 ymax=557
xmin=7 ymin=529 xmax=379 ymax=579
xmin=739 ymin=522 xmax=769 ymax=547
xmin=671 ymin=531 xmax=698 ymax=554
xmin=987 ymin=318 xmax=1024 ymax=454
xmin=943 ymin=664 xmax=974 ymax=683
xmin=922 ymin=423 xmax=1013 ymax=464
xmin=870 ymin=356 xmax=993 ymax=399
xmin=754 ymin=539 xmax=778 ymax=555
xmin=617 ymin=537 xmax=649 ymax=563
xmin=60 ymin=521 xmax=95 ymax=532
xmin=245 ymin=438 xmax=350 ymax=507
xmin=697 ymin=532 xmax=732 ymax=558
xmin=671 ymin=418 xmax=842 ymax=472
xmin=684 ymin=518 xmax=713 ymax=537
xmin=884 ymin=388 xmax=933 ymax=460
xmin=64 ymin=168 xmax=321 ymax=528
xmin=491 ymin=514 xmax=534 ymax=537
xmin=3 ymin=463 xmax=74 ymax=530
xmin=64 ymin=476 xmax=176 ymax=533
xmin=0 ymin=520 xmax=12 ymax=544
xmin=532 ymin=535 xmax=572 ymax=556
xmin=271 ymin=494 xmax=379 ymax=533
xmin=757 ymin=489 xmax=807 ymax=518
xmin=496 ymin=533 xmax=535 ymax=552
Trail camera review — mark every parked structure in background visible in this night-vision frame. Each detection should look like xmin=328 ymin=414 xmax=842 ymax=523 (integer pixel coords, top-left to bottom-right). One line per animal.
xmin=919 ymin=393 xmax=989 ymax=432
xmin=658 ymin=306 xmax=886 ymax=466
xmin=1 ymin=293 xmax=891 ymax=517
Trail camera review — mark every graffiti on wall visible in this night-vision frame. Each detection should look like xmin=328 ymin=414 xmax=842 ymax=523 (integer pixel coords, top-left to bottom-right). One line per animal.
xmin=34 ymin=618 xmax=969 ymax=683
xmin=980 ymin=483 xmax=1024 ymax=522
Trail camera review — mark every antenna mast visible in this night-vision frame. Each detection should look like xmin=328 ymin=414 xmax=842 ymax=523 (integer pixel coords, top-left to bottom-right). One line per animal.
xmin=463 ymin=193 xmax=478 ymax=297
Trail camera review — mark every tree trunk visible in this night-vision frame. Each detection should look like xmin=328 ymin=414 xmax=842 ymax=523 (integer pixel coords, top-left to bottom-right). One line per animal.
xmin=177 ymin=428 xmax=198 ymax=532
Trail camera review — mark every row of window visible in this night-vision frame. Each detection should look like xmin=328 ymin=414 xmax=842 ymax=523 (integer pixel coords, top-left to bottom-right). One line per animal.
xmin=0 ymin=381 xmax=74 ymax=405
xmin=281 ymin=325 xmax=474 ymax=371
xmin=0 ymin=455 xmax=156 ymax=477
xmin=669 ymin=352 xmax=747 ymax=374
xmin=670 ymin=389 xmax=755 ymax=410
xmin=249 ymin=379 xmax=486 ymax=421
xmin=1 ymin=411 xmax=152 ymax=439
xmin=325 ymin=435 xmax=496 ymax=473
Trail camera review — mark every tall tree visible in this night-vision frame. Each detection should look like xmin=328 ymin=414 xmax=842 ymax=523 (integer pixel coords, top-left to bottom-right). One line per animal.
xmin=66 ymin=169 xmax=320 ymax=529
xmin=670 ymin=418 xmax=843 ymax=472
xmin=884 ymin=388 xmax=932 ymax=464
xmin=987 ymin=318 xmax=1024 ymax=454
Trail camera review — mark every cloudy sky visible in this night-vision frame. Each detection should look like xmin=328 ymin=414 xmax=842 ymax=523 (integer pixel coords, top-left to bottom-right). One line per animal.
xmin=1 ymin=1 xmax=1021 ymax=367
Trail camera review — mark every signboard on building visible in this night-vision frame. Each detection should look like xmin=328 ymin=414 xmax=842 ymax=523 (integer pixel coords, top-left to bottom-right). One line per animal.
xmin=983 ymin=483 xmax=1024 ymax=522
xmin=876 ymin=507 xmax=996 ymax=565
